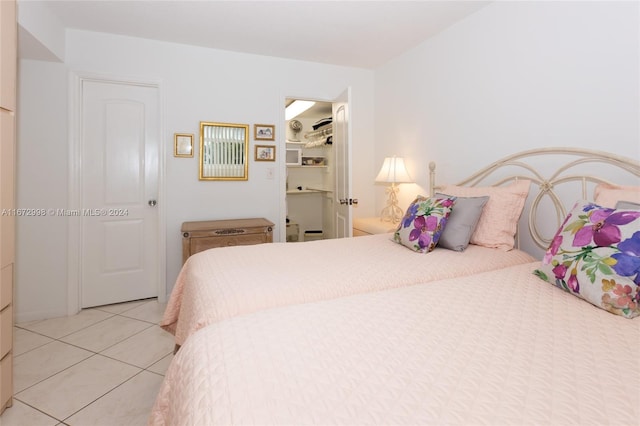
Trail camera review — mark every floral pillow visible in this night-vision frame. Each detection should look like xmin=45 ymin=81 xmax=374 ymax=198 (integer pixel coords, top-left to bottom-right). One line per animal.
xmin=534 ymin=200 xmax=640 ymax=318
xmin=393 ymin=195 xmax=456 ymax=253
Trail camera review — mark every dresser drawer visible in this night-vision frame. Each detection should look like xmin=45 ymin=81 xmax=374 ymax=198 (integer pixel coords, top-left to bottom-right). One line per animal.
xmin=190 ymin=233 xmax=270 ymax=254
xmin=0 ymin=351 xmax=12 ymax=413
xmin=0 ymin=305 xmax=11 ymax=359
xmin=0 ymin=264 xmax=11 ymax=311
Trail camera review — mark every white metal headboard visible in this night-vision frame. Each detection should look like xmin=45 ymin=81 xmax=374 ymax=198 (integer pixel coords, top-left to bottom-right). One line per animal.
xmin=430 ymin=147 xmax=640 ymax=251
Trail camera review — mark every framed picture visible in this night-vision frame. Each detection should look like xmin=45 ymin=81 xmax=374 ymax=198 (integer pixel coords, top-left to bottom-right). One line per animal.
xmin=255 ymin=145 xmax=276 ymax=162
xmin=254 ymin=124 xmax=275 ymax=141
xmin=174 ymin=133 xmax=194 ymax=157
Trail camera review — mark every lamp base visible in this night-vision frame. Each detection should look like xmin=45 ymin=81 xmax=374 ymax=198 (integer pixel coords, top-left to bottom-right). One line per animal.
xmin=379 ymin=184 xmax=403 ymax=223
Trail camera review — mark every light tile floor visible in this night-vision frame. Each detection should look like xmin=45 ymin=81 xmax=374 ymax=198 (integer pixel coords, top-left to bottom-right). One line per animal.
xmin=0 ymin=298 xmax=173 ymax=426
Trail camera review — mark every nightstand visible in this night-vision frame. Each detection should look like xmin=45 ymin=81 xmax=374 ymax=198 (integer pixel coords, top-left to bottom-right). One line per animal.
xmin=352 ymin=217 xmax=397 ymax=236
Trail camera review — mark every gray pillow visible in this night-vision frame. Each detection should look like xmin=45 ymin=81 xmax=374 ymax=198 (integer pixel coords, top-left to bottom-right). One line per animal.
xmin=615 ymin=200 xmax=640 ymax=210
xmin=435 ymin=193 xmax=489 ymax=251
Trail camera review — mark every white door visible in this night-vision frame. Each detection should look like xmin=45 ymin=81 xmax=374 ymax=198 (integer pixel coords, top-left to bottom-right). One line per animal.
xmin=80 ymin=80 xmax=160 ymax=308
xmin=333 ymin=88 xmax=352 ymax=238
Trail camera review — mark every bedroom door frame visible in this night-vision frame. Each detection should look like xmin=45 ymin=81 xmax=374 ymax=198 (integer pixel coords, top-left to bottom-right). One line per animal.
xmin=67 ymin=72 xmax=167 ymax=315
xmin=279 ymin=88 xmax=353 ymax=242
xmin=332 ymin=87 xmax=352 ymax=239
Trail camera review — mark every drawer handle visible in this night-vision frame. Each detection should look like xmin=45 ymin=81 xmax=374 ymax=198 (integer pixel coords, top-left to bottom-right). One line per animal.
xmin=215 ymin=229 xmax=245 ymax=235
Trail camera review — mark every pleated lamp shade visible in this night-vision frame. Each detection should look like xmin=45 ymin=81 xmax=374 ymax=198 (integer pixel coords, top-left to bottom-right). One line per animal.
xmin=375 ymin=156 xmax=412 ymax=184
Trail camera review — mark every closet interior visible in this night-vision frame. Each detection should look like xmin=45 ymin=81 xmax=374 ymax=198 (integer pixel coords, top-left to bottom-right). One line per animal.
xmin=285 ymin=99 xmax=335 ymax=242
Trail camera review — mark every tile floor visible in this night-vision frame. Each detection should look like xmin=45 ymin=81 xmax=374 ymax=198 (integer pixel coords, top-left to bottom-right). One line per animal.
xmin=0 ymin=298 xmax=173 ymax=425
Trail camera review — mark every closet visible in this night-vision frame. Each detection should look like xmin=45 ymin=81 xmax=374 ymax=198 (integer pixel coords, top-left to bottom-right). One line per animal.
xmin=285 ymin=100 xmax=335 ymax=242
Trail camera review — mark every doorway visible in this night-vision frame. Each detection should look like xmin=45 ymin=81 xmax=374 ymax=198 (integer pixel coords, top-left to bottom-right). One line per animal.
xmin=284 ymin=91 xmax=352 ymax=242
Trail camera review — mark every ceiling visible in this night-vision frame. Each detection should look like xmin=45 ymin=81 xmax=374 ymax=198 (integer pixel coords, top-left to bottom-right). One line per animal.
xmin=34 ymin=0 xmax=490 ymax=69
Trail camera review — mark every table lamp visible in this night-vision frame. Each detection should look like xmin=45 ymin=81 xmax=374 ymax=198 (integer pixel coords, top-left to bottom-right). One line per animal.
xmin=375 ymin=156 xmax=413 ymax=223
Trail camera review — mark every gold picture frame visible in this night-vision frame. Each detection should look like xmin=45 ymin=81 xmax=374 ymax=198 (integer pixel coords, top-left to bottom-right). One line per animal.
xmin=174 ymin=133 xmax=194 ymax=157
xmin=255 ymin=145 xmax=276 ymax=162
xmin=199 ymin=122 xmax=249 ymax=181
xmin=254 ymin=124 xmax=275 ymax=141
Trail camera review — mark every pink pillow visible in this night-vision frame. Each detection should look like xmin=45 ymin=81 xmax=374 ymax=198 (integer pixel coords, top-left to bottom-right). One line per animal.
xmin=439 ymin=180 xmax=531 ymax=250
xmin=594 ymin=183 xmax=640 ymax=208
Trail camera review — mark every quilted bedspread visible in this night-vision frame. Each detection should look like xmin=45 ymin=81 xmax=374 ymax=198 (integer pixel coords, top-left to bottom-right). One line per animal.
xmin=150 ymin=262 xmax=639 ymax=425
xmin=161 ymin=233 xmax=535 ymax=345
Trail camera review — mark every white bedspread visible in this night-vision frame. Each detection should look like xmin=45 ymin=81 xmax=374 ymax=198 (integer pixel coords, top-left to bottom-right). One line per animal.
xmin=150 ymin=262 xmax=639 ymax=425
xmin=161 ymin=234 xmax=535 ymax=345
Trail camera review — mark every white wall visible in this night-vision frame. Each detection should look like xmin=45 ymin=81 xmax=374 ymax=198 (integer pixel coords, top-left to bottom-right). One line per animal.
xmin=16 ymin=60 xmax=69 ymax=321
xmin=16 ymin=30 xmax=375 ymax=321
xmin=374 ymin=1 xmax=639 ymax=214
xmin=16 ymin=0 xmax=65 ymax=61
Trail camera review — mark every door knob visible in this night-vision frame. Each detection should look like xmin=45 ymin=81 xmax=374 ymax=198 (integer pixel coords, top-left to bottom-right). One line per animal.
xmin=340 ymin=198 xmax=358 ymax=205
xmin=148 ymin=200 xmax=157 ymax=207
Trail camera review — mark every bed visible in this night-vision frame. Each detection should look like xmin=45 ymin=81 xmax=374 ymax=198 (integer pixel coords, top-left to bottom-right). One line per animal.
xmin=151 ymin=148 xmax=640 ymax=425
xmin=161 ymin=148 xmax=638 ymax=347
xmin=150 ymin=262 xmax=639 ymax=425
xmin=162 ymin=235 xmax=534 ymax=346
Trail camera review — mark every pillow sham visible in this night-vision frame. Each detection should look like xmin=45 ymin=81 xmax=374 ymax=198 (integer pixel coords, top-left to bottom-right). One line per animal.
xmin=594 ymin=183 xmax=640 ymax=208
xmin=534 ymin=200 xmax=640 ymax=319
xmin=439 ymin=180 xmax=531 ymax=251
xmin=616 ymin=200 xmax=640 ymax=210
xmin=393 ymin=195 xmax=455 ymax=253
xmin=434 ymin=193 xmax=488 ymax=251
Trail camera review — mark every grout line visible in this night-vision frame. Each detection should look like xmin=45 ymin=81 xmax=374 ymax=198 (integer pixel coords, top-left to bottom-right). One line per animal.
xmin=96 ymin=322 xmax=157 ymax=350
xmin=98 ymin=347 xmax=174 ymax=371
xmin=15 ymin=312 xmax=118 ymax=341
xmin=14 ymin=352 xmax=147 ymax=422
xmin=16 ymin=324 xmax=167 ymax=376
xmin=15 ymin=313 xmax=163 ymax=357
xmin=90 ymin=322 xmax=156 ymax=354
xmin=11 ymin=331 xmax=54 ymax=357
xmin=14 ymin=352 xmax=99 ymax=397
xmin=116 ymin=314 xmax=164 ymax=325
xmin=60 ymin=368 xmax=148 ymax=424
xmin=55 ymin=314 xmax=118 ymax=340
xmin=10 ymin=397 xmax=64 ymax=423
xmin=91 ymin=296 xmax=158 ymax=314
xmin=10 ymin=299 xmax=169 ymax=424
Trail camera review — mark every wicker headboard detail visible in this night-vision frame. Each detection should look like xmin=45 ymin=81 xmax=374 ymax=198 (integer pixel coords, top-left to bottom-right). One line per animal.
xmin=430 ymin=147 xmax=640 ymax=252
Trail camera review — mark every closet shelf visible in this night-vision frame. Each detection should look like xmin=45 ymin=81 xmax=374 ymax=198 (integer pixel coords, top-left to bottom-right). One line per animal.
xmin=286 ymin=187 xmax=332 ymax=194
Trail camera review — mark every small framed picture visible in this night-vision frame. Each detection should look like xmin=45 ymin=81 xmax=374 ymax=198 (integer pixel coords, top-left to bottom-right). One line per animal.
xmin=174 ymin=133 xmax=194 ymax=157
xmin=255 ymin=145 xmax=276 ymax=161
xmin=254 ymin=124 xmax=275 ymax=141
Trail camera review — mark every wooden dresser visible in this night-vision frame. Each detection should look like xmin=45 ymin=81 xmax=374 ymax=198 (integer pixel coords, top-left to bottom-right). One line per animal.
xmin=182 ymin=218 xmax=274 ymax=264
xmin=0 ymin=0 xmax=16 ymax=415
